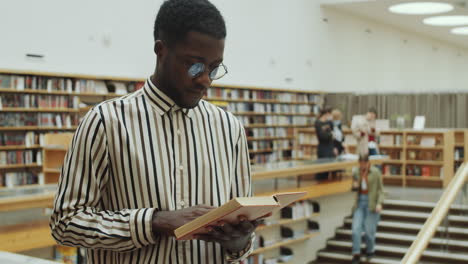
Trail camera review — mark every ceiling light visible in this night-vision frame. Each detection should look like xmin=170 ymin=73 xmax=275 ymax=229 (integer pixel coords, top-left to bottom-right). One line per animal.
xmin=423 ymin=16 xmax=468 ymax=26
xmin=451 ymin=27 xmax=468 ymax=35
xmin=389 ymin=2 xmax=453 ymax=15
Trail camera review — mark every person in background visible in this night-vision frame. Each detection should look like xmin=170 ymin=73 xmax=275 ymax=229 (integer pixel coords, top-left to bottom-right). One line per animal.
xmin=331 ymin=109 xmax=345 ymax=156
xmin=351 ymin=154 xmax=384 ymax=264
xmin=315 ymin=108 xmax=334 ymax=180
xmin=366 ymin=107 xmax=379 ymax=156
xmin=352 ymin=107 xmax=379 ymax=156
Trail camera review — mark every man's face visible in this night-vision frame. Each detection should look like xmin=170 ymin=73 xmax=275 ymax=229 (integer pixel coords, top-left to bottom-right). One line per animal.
xmin=157 ymin=31 xmax=225 ymax=108
xmin=360 ymin=161 xmax=369 ymax=175
xmin=366 ymin=112 xmax=376 ymax=121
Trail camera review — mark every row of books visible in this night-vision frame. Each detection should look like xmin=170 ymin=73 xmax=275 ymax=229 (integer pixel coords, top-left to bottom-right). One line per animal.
xmin=207 ymin=87 xmax=322 ymax=103
xmin=0 ymin=132 xmax=41 ymax=146
xmin=298 ymin=133 xmax=318 ymax=145
xmin=226 ymin=103 xmax=313 ymax=113
xmin=383 ymin=165 xmax=402 ymax=176
xmin=0 ymin=150 xmax=42 ymax=165
xmin=0 ymin=94 xmax=79 ymax=109
xmin=407 ymin=135 xmax=441 ymax=147
xmin=237 ymin=116 xmax=311 ymax=126
xmin=249 ymin=140 xmax=293 ymax=151
xmin=406 ymin=165 xmax=441 ymax=177
xmin=0 ymin=74 xmax=144 ymax=94
xmin=0 ymin=113 xmax=78 ymax=127
xmin=455 ymin=147 xmax=465 ymax=161
xmin=380 ymin=149 xmax=402 ymax=160
xmin=245 ymin=128 xmax=296 ymax=138
xmin=295 ymin=149 xmax=316 ymax=159
xmin=407 ymin=150 xmax=442 ymax=161
xmin=380 ymin=134 xmax=404 ymax=146
xmin=251 ymin=151 xmax=292 ymax=164
xmin=0 ymin=171 xmax=43 ymax=187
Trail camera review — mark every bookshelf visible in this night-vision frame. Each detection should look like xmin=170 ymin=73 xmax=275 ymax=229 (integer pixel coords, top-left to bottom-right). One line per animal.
xmin=207 ymin=85 xmax=323 ymax=165
xmin=42 ymin=133 xmax=73 ymax=185
xmin=454 ymin=130 xmax=468 ymax=173
xmin=296 ymin=128 xmax=355 ymax=160
xmin=0 ymin=70 xmax=324 ymax=189
xmin=248 ymin=198 xmax=320 ymax=264
xmin=296 ymin=128 xmax=456 ymax=188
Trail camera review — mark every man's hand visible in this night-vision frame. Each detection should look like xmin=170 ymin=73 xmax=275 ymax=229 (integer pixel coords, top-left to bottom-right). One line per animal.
xmin=375 ymin=204 xmax=382 ymax=213
xmin=195 ymin=215 xmax=261 ymax=254
xmin=152 ymin=205 xmax=215 ymax=236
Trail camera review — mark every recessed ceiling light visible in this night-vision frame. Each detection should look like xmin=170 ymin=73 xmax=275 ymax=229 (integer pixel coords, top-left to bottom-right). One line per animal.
xmin=451 ymin=27 xmax=468 ymax=35
xmin=389 ymin=2 xmax=453 ymax=15
xmin=423 ymin=16 xmax=468 ymax=26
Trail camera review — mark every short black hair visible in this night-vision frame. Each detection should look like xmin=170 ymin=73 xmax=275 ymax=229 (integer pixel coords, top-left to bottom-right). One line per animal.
xmin=368 ymin=107 xmax=378 ymax=117
xmin=154 ymin=0 xmax=226 ymax=46
xmin=319 ymin=107 xmax=332 ymax=118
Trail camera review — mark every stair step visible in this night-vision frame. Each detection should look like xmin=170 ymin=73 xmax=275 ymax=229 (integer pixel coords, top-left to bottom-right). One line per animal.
xmin=343 ymin=219 xmax=468 ymax=235
xmin=381 ymin=209 xmax=468 ymax=222
xmin=383 ymin=199 xmax=468 ymax=214
xmin=325 ymin=240 xmax=468 ymax=262
xmin=317 ymin=251 xmax=400 ymax=264
xmin=335 ymin=228 xmax=468 ymax=249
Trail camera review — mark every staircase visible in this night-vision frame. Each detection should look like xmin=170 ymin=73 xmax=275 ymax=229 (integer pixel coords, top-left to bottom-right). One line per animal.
xmin=314 ymin=199 xmax=468 ymax=264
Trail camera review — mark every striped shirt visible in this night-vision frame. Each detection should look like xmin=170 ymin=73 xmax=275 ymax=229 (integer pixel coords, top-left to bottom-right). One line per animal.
xmin=50 ymin=78 xmax=253 ymax=264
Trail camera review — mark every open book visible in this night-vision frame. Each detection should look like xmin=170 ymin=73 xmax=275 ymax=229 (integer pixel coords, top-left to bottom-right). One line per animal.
xmin=174 ymin=192 xmax=306 ymax=240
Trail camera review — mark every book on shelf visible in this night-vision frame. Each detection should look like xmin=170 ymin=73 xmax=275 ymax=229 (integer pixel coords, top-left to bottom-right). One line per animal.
xmin=376 ymin=119 xmax=390 ymax=130
xmin=1 ymin=171 xmax=40 ymax=187
xmin=420 ymin=136 xmax=436 ymax=147
xmin=414 ymin=166 xmax=421 ymax=176
xmin=422 ymin=166 xmax=430 ymax=177
xmin=174 ymin=192 xmax=306 ymax=240
xmin=379 ymin=135 xmax=394 ymax=146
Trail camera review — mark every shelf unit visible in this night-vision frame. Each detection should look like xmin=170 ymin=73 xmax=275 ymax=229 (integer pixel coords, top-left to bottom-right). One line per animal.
xmin=251 ymin=232 xmax=319 ymax=256
xmin=207 ymin=84 xmax=323 ymax=165
xmin=295 ymin=128 xmax=456 ymax=188
xmin=1 ymin=70 xmax=325 ymax=189
xmin=454 ymin=130 xmax=468 ymax=173
xmin=296 ymin=128 xmax=355 ymax=160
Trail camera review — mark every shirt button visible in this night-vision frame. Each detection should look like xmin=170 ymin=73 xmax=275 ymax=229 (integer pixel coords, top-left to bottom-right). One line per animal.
xmin=177 ymin=129 xmax=181 ymax=135
xmin=180 ymin=200 xmax=186 ymax=207
xmin=179 ymin=165 xmax=184 ymax=171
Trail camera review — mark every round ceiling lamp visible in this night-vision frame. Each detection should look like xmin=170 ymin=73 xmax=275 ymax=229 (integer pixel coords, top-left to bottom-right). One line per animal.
xmin=423 ymin=16 xmax=468 ymax=26
xmin=389 ymin=2 xmax=454 ymax=15
xmin=451 ymin=26 xmax=468 ymax=35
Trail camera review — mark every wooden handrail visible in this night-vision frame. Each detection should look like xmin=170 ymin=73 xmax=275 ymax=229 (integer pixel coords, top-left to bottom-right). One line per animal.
xmin=402 ymin=162 xmax=468 ymax=264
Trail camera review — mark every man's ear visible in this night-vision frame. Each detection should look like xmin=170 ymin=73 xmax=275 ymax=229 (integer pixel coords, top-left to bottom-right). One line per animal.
xmin=154 ymin=40 xmax=165 ymax=58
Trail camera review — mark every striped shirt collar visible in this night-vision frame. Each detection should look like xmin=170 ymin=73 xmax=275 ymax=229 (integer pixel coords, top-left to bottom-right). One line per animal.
xmin=143 ymin=78 xmax=194 ymax=118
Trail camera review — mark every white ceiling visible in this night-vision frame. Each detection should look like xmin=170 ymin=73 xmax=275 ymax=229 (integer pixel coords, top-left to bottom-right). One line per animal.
xmin=323 ymin=0 xmax=468 ymax=48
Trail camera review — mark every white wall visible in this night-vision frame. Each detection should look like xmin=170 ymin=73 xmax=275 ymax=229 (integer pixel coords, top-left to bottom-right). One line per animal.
xmin=1 ymin=0 xmax=468 ymax=93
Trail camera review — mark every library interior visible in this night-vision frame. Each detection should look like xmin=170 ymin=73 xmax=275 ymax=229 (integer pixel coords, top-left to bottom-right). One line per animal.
xmin=0 ymin=0 xmax=468 ymax=264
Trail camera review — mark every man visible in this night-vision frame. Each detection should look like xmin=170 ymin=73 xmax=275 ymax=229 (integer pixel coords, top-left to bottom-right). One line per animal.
xmin=351 ymin=155 xmax=384 ymax=264
xmin=50 ymin=1 xmax=257 ymax=263
xmin=352 ymin=107 xmax=379 ymax=156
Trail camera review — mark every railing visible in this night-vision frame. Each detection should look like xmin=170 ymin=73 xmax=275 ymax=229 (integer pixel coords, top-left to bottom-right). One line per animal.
xmin=401 ymin=162 xmax=468 ymax=264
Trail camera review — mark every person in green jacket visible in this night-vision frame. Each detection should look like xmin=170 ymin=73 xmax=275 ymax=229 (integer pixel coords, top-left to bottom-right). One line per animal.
xmin=351 ymin=154 xmax=385 ymax=264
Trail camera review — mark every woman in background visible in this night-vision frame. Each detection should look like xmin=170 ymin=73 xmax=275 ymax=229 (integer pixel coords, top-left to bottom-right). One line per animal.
xmin=315 ymin=108 xmax=334 ymax=180
xmin=332 ymin=109 xmax=345 ymax=156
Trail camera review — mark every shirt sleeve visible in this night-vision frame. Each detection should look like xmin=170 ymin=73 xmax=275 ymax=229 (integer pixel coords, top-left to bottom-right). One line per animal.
xmin=225 ymin=124 xmax=254 ymax=262
xmin=376 ymin=169 xmax=385 ymax=206
xmin=49 ymin=108 xmax=156 ymax=252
